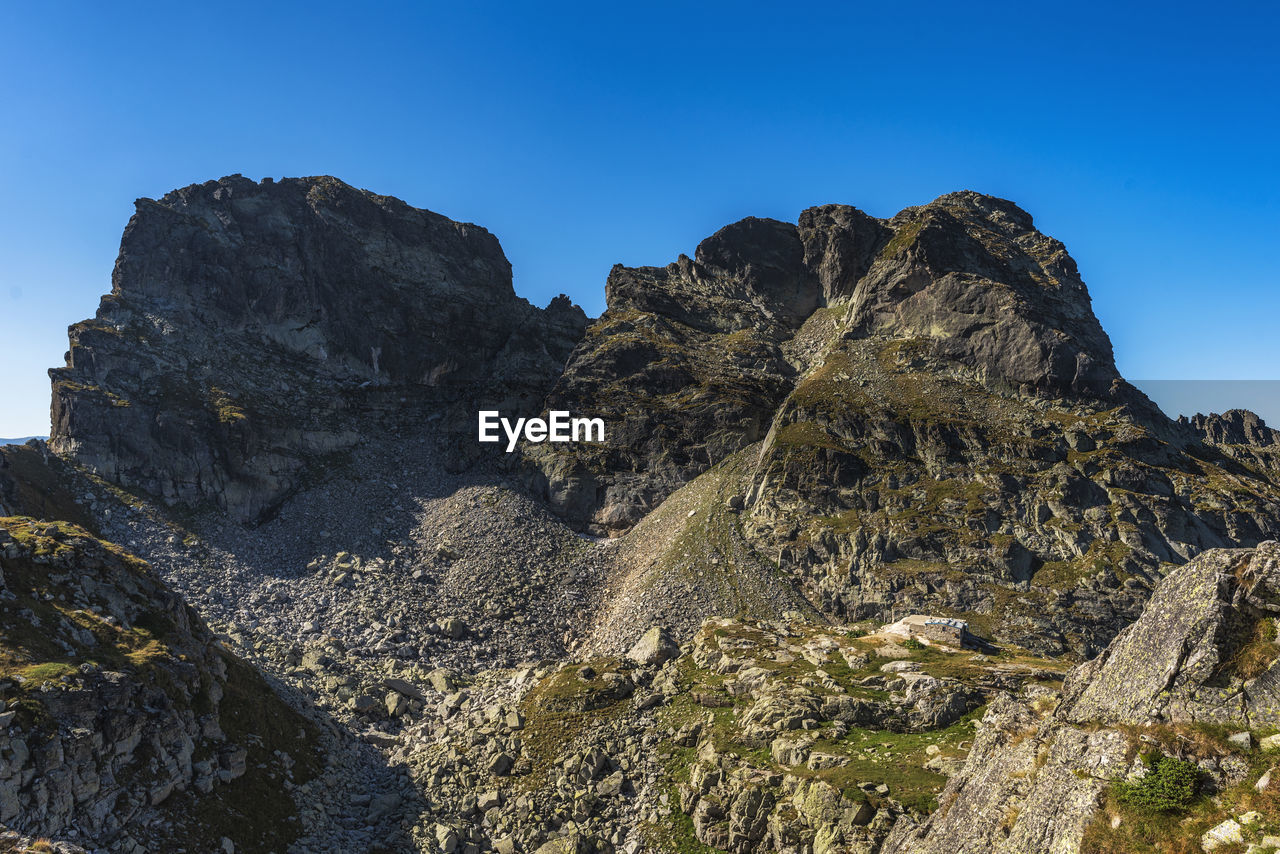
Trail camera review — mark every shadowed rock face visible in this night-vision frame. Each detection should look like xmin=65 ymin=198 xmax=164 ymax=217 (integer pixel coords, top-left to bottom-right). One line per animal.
xmin=0 ymin=518 xmax=319 ymax=850
xmin=608 ymin=216 xmax=822 ymax=334
xmin=49 ymin=175 xmax=587 ymax=522
xmin=798 ymin=203 xmax=891 ymax=303
xmin=533 ymin=216 xmax=819 ymax=532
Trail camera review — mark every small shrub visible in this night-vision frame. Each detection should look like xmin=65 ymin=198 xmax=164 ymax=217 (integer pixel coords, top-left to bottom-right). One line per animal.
xmin=1114 ymin=752 xmax=1200 ymax=813
xmin=902 ymin=638 xmax=926 ymax=650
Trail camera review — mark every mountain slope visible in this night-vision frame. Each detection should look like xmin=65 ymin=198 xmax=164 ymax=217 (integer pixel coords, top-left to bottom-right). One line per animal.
xmin=7 ymin=175 xmax=1280 ymax=852
xmin=0 ymin=515 xmax=322 ymax=852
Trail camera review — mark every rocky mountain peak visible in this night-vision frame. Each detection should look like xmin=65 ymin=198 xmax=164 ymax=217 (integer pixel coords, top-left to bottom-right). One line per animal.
xmin=796 ymin=203 xmax=891 ymax=303
xmin=7 ymin=176 xmax=1280 ymax=853
xmin=539 ymin=189 xmax=1144 ymax=539
xmin=50 ymin=174 xmax=587 ymax=522
xmin=690 ymin=215 xmax=819 ymax=326
xmin=846 ymin=190 xmax=1120 ymax=399
xmin=1186 ymin=408 xmax=1279 ymax=448
xmin=604 ymin=215 xmax=818 ymax=336
xmin=109 ymin=173 xmax=541 ymax=382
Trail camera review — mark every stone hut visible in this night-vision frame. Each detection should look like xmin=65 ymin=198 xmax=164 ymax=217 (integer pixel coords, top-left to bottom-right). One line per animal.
xmin=896 ymin=614 xmax=969 ymax=646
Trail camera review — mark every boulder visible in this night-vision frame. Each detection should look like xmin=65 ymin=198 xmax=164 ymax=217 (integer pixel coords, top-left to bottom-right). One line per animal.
xmin=627 ymin=627 xmax=680 ymax=666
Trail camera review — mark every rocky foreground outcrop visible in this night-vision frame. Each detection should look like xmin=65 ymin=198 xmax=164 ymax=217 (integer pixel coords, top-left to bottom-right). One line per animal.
xmin=0 ymin=516 xmax=319 ymax=853
xmin=1058 ymin=540 xmax=1280 ymax=727
xmin=50 ymin=175 xmax=586 ymax=522
xmin=357 ymin=613 xmax=1069 ymax=854
xmin=885 ymin=541 xmax=1280 ymax=854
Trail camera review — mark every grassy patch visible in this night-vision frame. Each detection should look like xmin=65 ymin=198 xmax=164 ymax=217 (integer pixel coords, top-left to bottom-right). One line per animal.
xmin=781 ymin=713 xmax=984 ymax=814
xmin=207 ymin=386 xmax=248 ymax=424
xmin=640 ymin=753 xmax=725 ymax=854
xmin=1220 ymin=616 xmax=1279 ymax=682
xmin=1083 ymin=733 xmax=1279 ymax=854
xmin=0 ymin=519 xmax=178 ymax=692
xmin=516 ymin=659 xmax=632 ymax=790
xmin=878 ymin=217 xmax=925 ymax=260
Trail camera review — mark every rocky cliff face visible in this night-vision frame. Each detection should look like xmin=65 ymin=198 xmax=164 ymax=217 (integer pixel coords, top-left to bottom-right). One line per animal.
xmin=536 ymin=191 xmax=1134 ymax=536
xmin=538 ymin=190 xmax=1280 ymax=655
xmin=843 ymin=192 xmax=1121 ymax=398
xmin=532 ymin=214 xmax=830 ymax=533
xmin=885 ymin=541 xmax=1280 ymax=854
xmin=50 ymin=175 xmax=586 ymax=522
xmin=12 ymin=176 xmax=1280 ymax=852
xmin=0 ymin=516 xmax=319 ymax=852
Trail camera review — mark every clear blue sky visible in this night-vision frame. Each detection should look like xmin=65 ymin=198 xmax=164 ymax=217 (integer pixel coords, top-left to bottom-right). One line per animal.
xmin=2 ymin=2 xmax=1278 ymax=436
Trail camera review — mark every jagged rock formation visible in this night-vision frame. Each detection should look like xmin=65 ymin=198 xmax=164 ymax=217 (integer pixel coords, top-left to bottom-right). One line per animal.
xmin=536 ymin=192 xmax=1130 ymax=535
xmin=50 ymin=175 xmax=586 ymax=522
xmin=531 ymin=215 xmax=824 ymax=533
xmin=884 ymin=541 xmax=1280 ymax=854
xmin=1183 ymin=410 xmax=1280 ymax=480
xmin=0 ymin=517 xmax=319 ymax=852
xmin=9 ymin=176 xmax=1280 ymax=852
xmin=1186 ymin=409 xmax=1280 ymax=449
xmin=538 ymin=191 xmax=1280 ymax=655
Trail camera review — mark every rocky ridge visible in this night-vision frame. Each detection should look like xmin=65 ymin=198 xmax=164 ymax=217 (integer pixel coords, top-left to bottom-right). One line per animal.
xmin=534 ymin=190 xmax=1280 ymax=656
xmin=3 ymin=175 xmax=1280 ymax=852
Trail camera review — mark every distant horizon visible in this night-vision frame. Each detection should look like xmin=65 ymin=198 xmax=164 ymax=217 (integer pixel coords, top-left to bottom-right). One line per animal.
xmin=1135 ymin=380 xmax=1280 ymax=429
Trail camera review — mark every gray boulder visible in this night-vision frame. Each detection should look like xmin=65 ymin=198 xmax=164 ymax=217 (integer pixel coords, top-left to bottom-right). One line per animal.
xmin=626 ymin=626 xmax=680 ymax=666
xmin=1059 ymin=540 xmax=1280 ymax=727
